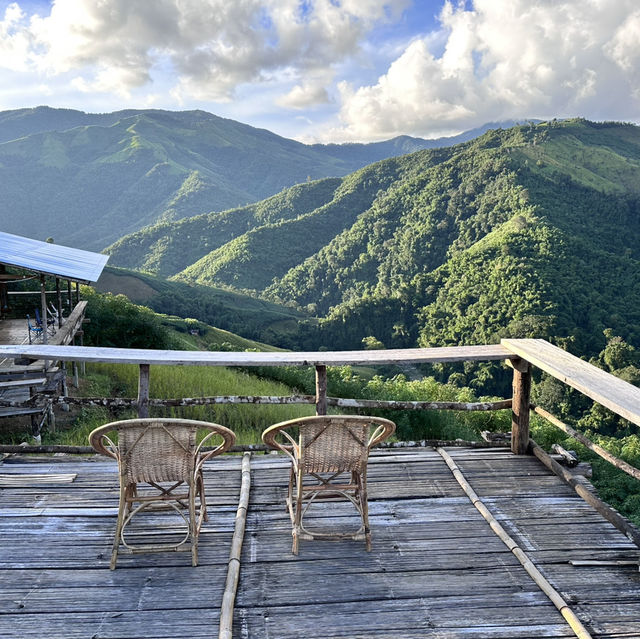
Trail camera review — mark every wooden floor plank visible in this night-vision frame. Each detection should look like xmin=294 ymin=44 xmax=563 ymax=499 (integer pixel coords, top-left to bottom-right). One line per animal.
xmin=1 ymin=447 xmax=639 ymax=638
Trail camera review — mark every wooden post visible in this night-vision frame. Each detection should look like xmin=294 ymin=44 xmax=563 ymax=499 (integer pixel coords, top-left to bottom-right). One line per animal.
xmin=510 ymin=358 xmax=531 ymax=455
xmin=79 ymin=331 xmax=85 ymax=375
xmin=315 ymin=365 xmax=327 ymax=416
xmin=61 ymin=362 xmax=69 ymax=412
xmin=40 ymin=274 xmax=48 ymax=346
xmin=67 ymin=280 xmax=73 ymax=314
xmin=75 ymin=282 xmax=80 ymax=306
xmin=55 ymin=278 xmax=62 ymax=327
xmin=137 ymin=364 xmax=150 ymax=418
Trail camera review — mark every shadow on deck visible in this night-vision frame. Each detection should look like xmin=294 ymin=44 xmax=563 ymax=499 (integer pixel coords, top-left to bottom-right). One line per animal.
xmin=1 ymin=446 xmax=639 ymax=638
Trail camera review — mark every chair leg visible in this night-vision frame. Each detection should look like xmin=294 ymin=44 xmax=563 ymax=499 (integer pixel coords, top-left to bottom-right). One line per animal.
xmin=197 ymin=471 xmax=208 ymax=523
xmin=358 ymin=472 xmax=372 ymax=552
xmin=190 ymin=483 xmax=198 ymax=567
xmin=292 ymin=470 xmax=304 ymax=555
xmin=110 ymin=483 xmax=129 ymax=570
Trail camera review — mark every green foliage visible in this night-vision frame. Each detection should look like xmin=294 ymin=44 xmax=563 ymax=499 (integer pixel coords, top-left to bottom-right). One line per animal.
xmin=82 ymin=287 xmax=171 ymax=349
xmin=97 ymin=120 xmax=640 ymax=393
xmin=95 ymin=266 xmax=310 ymax=348
xmin=51 ymin=362 xmax=315 ymax=448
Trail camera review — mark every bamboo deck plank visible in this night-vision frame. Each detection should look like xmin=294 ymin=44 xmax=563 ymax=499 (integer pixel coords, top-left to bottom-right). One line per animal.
xmin=1 ymin=447 xmax=639 ymax=638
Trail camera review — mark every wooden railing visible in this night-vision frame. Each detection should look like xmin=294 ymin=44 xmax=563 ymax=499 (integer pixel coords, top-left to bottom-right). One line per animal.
xmin=2 ymin=338 xmax=640 ymax=462
xmin=3 ymin=338 xmax=640 ymax=553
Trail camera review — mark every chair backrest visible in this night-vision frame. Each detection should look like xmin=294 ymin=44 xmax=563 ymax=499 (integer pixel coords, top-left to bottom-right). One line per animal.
xmin=263 ymin=415 xmax=396 ymax=474
xmin=300 ymin=416 xmax=370 ymax=474
xmin=26 ymin=314 xmax=42 ymax=332
xmin=89 ymin=418 xmax=235 ymax=485
xmin=119 ymin=421 xmax=198 ymax=484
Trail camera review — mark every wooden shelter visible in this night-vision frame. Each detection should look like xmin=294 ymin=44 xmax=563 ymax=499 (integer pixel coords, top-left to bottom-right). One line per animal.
xmin=0 ymin=231 xmax=108 ymax=427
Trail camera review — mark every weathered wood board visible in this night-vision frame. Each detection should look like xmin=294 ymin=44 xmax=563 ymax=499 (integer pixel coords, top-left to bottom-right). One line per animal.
xmin=1 ymin=447 xmax=639 ymax=638
xmin=502 ymin=338 xmax=640 ymax=428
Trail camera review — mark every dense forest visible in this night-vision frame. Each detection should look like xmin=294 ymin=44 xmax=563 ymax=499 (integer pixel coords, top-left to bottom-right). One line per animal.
xmin=106 ymin=120 xmax=640 ymax=378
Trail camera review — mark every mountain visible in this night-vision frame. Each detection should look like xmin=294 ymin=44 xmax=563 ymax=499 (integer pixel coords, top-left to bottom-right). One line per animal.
xmin=107 ymin=119 xmax=640 ymax=361
xmin=0 ymin=106 xmax=518 ymax=251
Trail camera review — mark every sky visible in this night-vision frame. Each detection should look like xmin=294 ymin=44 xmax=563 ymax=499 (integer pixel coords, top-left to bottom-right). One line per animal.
xmin=1 ymin=0 xmax=640 ymax=143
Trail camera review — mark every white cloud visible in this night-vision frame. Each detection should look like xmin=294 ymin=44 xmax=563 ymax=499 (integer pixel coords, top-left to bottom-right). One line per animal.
xmin=3 ymin=0 xmax=409 ymax=104
xmin=3 ymin=0 xmax=640 ymax=142
xmin=330 ymin=0 xmax=640 ymax=141
xmin=0 ymin=2 xmax=32 ymax=71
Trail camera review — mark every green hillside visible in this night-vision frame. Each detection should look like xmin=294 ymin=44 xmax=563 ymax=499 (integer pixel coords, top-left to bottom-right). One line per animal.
xmin=105 ymin=177 xmax=343 ymax=277
xmin=1 ymin=107 xmax=515 ymax=252
xmin=106 ymin=119 xmax=640 ymax=364
xmin=95 ymin=266 xmax=310 ymax=347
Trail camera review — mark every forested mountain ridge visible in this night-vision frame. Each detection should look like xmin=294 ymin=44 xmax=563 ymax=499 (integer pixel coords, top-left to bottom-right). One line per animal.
xmin=108 ymin=119 xmax=640 ymax=362
xmin=0 ymin=106 xmax=517 ymax=251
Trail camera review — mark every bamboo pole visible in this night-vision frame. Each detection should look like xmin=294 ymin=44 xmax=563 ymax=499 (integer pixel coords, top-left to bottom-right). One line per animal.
xmin=219 ymin=452 xmax=251 ymax=639
xmin=532 ymin=404 xmax=640 ymax=482
xmin=529 ymin=440 xmax=640 ymax=548
xmin=436 ymin=446 xmax=593 ymax=639
xmin=0 ymin=394 xmax=512 ymax=412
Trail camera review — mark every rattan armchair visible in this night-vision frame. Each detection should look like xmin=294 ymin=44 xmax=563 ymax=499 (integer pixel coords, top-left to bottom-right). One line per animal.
xmin=89 ymin=418 xmax=235 ymax=569
xmin=262 ymin=415 xmax=395 ymax=554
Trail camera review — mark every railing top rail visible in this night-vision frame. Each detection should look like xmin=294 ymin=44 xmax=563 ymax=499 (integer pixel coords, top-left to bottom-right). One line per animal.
xmin=502 ymin=338 xmax=640 ymax=428
xmin=0 ymin=343 xmax=512 ymax=367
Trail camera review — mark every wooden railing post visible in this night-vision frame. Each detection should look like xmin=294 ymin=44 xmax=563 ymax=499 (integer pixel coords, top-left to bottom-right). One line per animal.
xmin=40 ymin=274 xmax=48 ymax=346
xmin=315 ymin=365 xmax=327 ymax=416
xmin=67 ymin=280 xmax=73 ymax=314
xmin=510 ymin=358 xmax=531 ymax=454
xmin=137 ymin=364 xmax=150 ymax=418
xmin=55 ymin=278 xmax=63 ymax=328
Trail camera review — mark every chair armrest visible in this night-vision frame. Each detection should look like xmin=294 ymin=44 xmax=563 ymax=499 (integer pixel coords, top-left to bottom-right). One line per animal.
xmin=368 ymin=417 xmax=396 ymax=449
xmin=262 ymin=422 xmax=299 ymax=466
xmin=196 ymin=423 xmax=236 ymax=468
xmin=88 ymin=425 xmax=119 ymax=460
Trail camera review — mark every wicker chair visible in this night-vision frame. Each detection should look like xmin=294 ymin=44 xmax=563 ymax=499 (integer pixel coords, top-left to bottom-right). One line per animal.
xmin=262 ymin=415 xmax=395 ymax=554
xmin=89 ymin=418 xmax=235 ymax=569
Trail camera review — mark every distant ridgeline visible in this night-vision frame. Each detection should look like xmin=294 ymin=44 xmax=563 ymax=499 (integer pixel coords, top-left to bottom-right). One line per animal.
xmin=106 ymin=119 xmax=640 ymax=365
xmin=0 ymin=106 xmax=507 ymax=251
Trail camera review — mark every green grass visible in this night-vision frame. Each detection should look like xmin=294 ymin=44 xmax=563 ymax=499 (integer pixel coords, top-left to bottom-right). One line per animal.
xmin=50 ymin=363 xmax=315 ymax=448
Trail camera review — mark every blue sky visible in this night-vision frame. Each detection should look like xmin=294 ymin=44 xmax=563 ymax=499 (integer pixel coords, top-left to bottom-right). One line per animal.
xmin=1 ymin=1 xmax=640 ymax=143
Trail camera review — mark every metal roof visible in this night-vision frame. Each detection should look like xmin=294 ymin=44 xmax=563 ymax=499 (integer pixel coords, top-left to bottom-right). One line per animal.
xmin=0 ymin=231 xmax=108 ymax=283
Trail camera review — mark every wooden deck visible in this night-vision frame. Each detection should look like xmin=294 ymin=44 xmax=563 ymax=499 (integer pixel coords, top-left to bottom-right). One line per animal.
xmin=1 ymin=447 xmax=639 ymax=638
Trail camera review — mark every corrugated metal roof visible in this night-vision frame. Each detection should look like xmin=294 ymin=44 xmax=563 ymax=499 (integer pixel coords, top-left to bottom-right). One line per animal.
xmin=0 ymin=231 xmax=108 ymax=283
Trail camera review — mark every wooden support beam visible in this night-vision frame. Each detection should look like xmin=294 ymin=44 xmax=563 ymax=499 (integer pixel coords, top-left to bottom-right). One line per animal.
xmin=315 ymin=365 xmax=327 ymax=416
xmin=137 ymin=364 xmax=150 ymax=418
xmin=40 ymin=274 xmax=48 ymax=346
xmin=55 ymin=278 xmax=62 ymax=328
xmin=510 ymin=358 xmax=531 ymax=454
